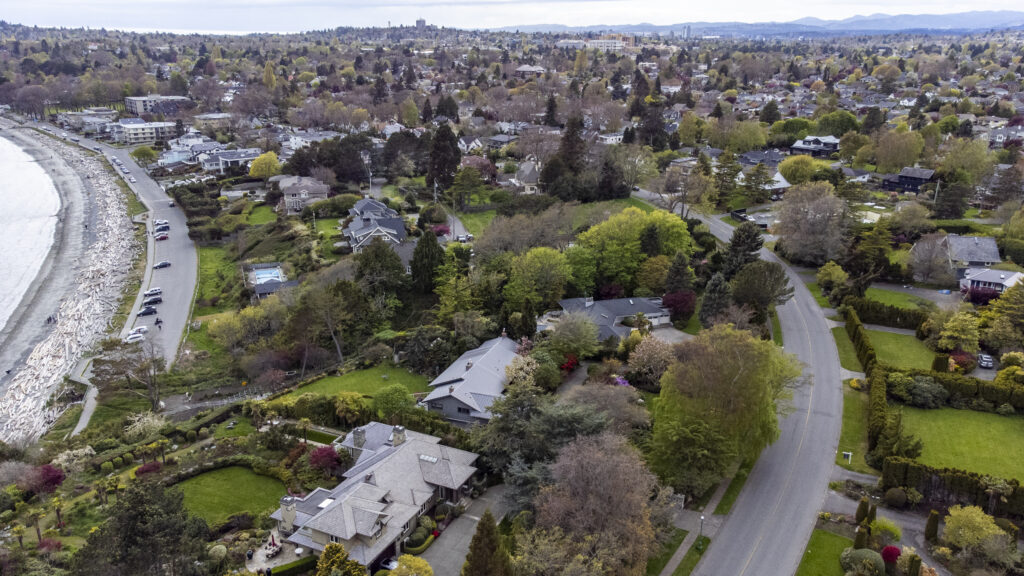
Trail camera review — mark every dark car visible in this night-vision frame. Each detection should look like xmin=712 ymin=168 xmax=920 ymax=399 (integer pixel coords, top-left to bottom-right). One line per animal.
xmin=137 ymin=306 xmax=158 ymax=317
xmin=168 ymin=201 xmax=175 ymax=207
xmin=153 ymin=261 xmax=171 ymax=269
xmin=978 ymin=354 xmax=995 ymax=369
xmin=154 ymin=224 xmax=170 ymax=233
xmin=143 ymin=296 xmax=163 ymax=306
xmin=154 ymin=234 xmax=169 ymax=241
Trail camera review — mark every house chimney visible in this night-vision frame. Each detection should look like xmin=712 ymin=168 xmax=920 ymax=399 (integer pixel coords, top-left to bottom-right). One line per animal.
xmin=449 ymin=385 xmax=455 ymax=394
xmin=466 ymin=361 xmax=473 ymax=370
xmin=281 ymin=498 xmax=296 ymax=533
xmin=392 ymin=425 xmax=406 ymax=446
xmin=353 ymin=427 xmax=366 ymax=449
xmin=585 ymin=297 xmax=594 ymax=308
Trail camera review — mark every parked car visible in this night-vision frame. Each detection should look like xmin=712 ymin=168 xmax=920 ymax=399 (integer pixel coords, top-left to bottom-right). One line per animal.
xmin=154 ymin=233 xmax=169 ymax=241
xmin=153 ymin=219 xmax=169 ymax=226
xmin=137 ymin=306 xmax=158 ymax=317
xmin=144 ymin=287 xmax=162 ymax=297
xmin=129 ymin=326 xmax=149 ymax=335
xmin=129 ymin=176 xmax=137 ymax=183
xmin=978 ymin=354 xmax=995 ymax=369
xmin=168 ymin=200 xmax=175 ymax=207
xmin=153 ymin=261 xmax=171 ymax=269
xmin=123 ymin=333 xmax=146 ymax=344
xmin=381 ymin=558 xmax=399 ymax=571
xmin=92 ymin=146 xmax=103 ymax=152
xmin=456 ymin=233 xmax=474 ymax=243
xmin=154 ymin=225 xmax=170 ymax=233
xmin=143 ymin=296 xmax=162 ymax=306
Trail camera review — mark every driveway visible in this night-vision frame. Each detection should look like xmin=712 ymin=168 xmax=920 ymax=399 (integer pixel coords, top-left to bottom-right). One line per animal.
xmin=651 ymin=325 xmax=692 ymax=345
xmin=40 ymin=123 xmax=198 ymax=368
xmin=634 ymin=188 xmax=844 ymax=576
xmin=420 ymin=484 xmax=508 ymax=576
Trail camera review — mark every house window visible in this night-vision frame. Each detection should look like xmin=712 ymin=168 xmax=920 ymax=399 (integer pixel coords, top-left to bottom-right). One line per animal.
xmin=457 ymin=407 xmax=471 ymax=415
xmin=329 ymin=534 xmax=341 ymax=543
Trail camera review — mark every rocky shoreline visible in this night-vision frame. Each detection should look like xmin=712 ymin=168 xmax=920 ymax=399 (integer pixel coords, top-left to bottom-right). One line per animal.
xmin=0 ymin=119 xmax=138 ymax=444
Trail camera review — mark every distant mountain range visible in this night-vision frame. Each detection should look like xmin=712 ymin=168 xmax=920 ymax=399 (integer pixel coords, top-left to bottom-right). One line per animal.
xmin=493 ymin=10 xmax=1024 ymax=36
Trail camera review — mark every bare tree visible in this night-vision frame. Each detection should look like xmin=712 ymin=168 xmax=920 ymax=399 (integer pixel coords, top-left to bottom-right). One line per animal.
xmin=911 ymin=232 xmax=955 ymax=285
xmin=774 ymin=182 xmax=850 ymax=265
xmin=91 ymin=339 xmax=166 ymax=411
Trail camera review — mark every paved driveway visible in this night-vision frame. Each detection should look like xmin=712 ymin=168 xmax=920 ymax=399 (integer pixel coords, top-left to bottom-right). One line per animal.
xmin=420 ymin=484 xmax=508 ymax=576
xmin=651 ymin=325 xmax=692 ymax=345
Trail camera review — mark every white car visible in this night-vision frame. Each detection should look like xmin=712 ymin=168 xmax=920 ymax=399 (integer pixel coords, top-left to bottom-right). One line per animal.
xmin=129 ymin=176 xmax=137 ymax=183
xmin=130 ymin=326 xmax=149 ymax=335
xmin=123 ymin=333 xmax=146 ymax=344
xmin=144 ymin=287 xmax=162 ymax=297
xmin=154 ymin=219 xmax=169 ymax=226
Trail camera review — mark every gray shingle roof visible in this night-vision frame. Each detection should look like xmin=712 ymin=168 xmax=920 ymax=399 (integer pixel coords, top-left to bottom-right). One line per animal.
xmin=559 ymin=297 xmax=669 ymax=341
xmin=945 ymin=234 xmax=1001 ymax=264
xmin=899 ymin=167 xmax=936 ymax=180
xmin=423 ymin=336 xmax=518 ymax=416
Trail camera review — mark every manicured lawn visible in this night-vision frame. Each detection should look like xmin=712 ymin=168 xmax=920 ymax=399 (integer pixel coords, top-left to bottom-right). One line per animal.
xmin=247 ymin=204 xmax=276 ymax=225
xmin=806 ymin=282 xmax=831 ymax=308
xmin=903 ymin=408 xmax=1024 ymax=481
xmin=305 ymin=429 xmax=339 ymax=444
xmin=646 ymin=528 xmax=688 ymax=576
xmin=213 ymin=416 xmax=255 ymax=439
xmin=672 ymin=536 xmax=711 ymax=576
xmin=456 ymin=210 xmax=496 ymax=237
xmin=866 ymin=330 xmax=934 ymax=370
xmin=794 ymin=529 xmax=852 ymax=576
xmin=178 ymin=466 xmax=286 ymax=527
xmin=713 ymin=459 xmax=754 ymax=515
xmin=313 ymin=217 xmax=344 ymax=262
xmin=864 ymin=287 xmax=929 ymax=310
xmin=831 ymin=328 xmax=864 ymax=373
xmin=681 ymin=301 xmax=702 ymax=335
xmin=836 ymin=383 xmax=874 ymax=474
xmin=88 ymin=393 xmax=151 ymax=431
xmin=195 ymin=246 xmax=237 ymax=316
xmin=282 ymin=365 xmax=431 ymax=400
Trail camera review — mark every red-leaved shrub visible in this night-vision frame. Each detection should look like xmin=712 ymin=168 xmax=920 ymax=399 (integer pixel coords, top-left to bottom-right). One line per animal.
xmin=135 ymin=461 xmax=162 ymax=477
xmin=881 ymin=545 xmax=901 ymax=564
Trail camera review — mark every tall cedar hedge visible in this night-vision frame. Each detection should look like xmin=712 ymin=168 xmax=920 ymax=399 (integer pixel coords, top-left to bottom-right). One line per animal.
xmin=842 ymin=296 xmax=928 ymax=331
xmin=883 ymin=456 xmax=1024 ymax=519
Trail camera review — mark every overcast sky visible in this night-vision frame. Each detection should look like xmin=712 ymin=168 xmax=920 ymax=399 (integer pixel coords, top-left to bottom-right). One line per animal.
xmin=6 ymin=0 xmax=1023 ymax=33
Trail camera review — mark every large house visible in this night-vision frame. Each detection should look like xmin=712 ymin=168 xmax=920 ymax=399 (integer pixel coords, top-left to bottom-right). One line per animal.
xmin=272 ymin=423 xmax=478 ymax=573
xmin=107 ymin=118 xmax=177 ymax=145
xmin=940 ymin=234 xmax=1003 ymax=277
xmin=124 ymin=94 xmax=192 ymax=116
xmin=270 ymin=175 xmax=330 ymax=214
xmin=790 ymin=135 xmax=839 ymax=157
xmin=959 ymin=268 xmax=1024 ymax=294
xmin=422 ymin=335 xmax=518 ymax=426
xmin=882 ymin=167 xmax=936 ymax=193
xmin=557 ymin=297 xmax=670 ymax=343
xmin=343 ymin=199 xmax=407 ymax=252
xmin=199 ymin=148 xmax=262 ymax=174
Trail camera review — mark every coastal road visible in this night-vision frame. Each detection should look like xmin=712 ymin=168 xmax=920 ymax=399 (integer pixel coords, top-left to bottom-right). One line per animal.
xmin=635 ymin=189 xmax=843 ymax=576
xmin=46 ymin=125 xmax=197 ymax=368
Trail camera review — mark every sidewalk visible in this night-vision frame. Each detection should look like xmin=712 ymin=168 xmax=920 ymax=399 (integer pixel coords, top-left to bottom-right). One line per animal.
xmin=657 ymin=466 xmax=737 ymax=576
xmin=69 ymin=358 xmax=97 ymax=437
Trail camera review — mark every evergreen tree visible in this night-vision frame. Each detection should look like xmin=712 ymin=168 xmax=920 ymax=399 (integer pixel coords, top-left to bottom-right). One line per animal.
xmin=856 ymin=496 xmax=870 ymax=524
xmin=714 ymin=150 xmax=742 ymax=200
xmin=710 ymin=101 xmax=724 ymax=118
xmin=699 ymin=273 xmax=732 ymax=327
xmin=991 ymin=164 xmax=1023 ymax=205
xmin=925 ymin=510 xmax=939 ymax=542
xmin=461 ymin=509 xmax=510 ymax=576
xmin=867 ymin=504 xmax=877 ymax=524
xmin=743 ymin=163 xmax=772 ymax=203
xmin=421 ymin=97 xmax=434 ymax=122
xmin=356 ymin=237 xmax=407 ymax=297
xmin=861 ymin=107 xmax=885 ymax=134
xmin=596 ymin=157 xmax=628 ymax=201
xmin=428 ymin=124 xmax=462 ymax=189
xmin=933 ymin=181 xmax=970 ymax=219
xmin=759 ymin=100 xmax=781 ymax=124
xmin=723 ymin=222 xmax=764 ymax=279
xmin=695 ymin=153 xmax=713 ymax=177
xmin=411 ymin=230 xmax=445 ymax=294
xmin=665 ymin=252 xmax=694 ymax=293
xmin=854 ymin=525 xmax=868 ymax=549
xmin=315 ymin=543 xmax=364 ymax=576
xmin=558 ymin=116 xmax=587 ymax=174
xmin=639 ymin=223 xmax=663 ymax=257
xmin=543 ymin=94 xmax=558 ymax=127
xmin=622 ymin=126 xmax=636 ymax=144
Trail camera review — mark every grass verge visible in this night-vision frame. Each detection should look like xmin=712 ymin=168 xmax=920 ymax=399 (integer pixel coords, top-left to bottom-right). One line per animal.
xmin=770 ymin=308 xmax=783 ymax=347
xmin=830 ymin=327 xmax=864 ymax=373
xmin=646 ymin=528 xmax=688 ymax=576
xmin=794 ymin=529 xmax=852 ymax=576
xmin=903 ymin=407 xmax=1024 ymax=481
xmin=836 ymin=383 xmax=875 ymax=475
xmin=806 ymin=282 xmax=831 ymax=308
xmin=456 ymin=210 xmax=497 ymax=237
xmin=672 ymin=536 xmax=711 ymax=576
xmin=713 ymin=460 xmax=754 ymax=515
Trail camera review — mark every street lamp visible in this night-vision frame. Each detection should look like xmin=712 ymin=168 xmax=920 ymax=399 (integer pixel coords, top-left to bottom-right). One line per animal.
xmin=699 ymin=515 xmax=705 ymax=551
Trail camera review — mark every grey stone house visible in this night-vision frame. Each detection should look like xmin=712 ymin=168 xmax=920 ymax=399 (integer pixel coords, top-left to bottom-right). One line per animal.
xmin=421 ymin=336 xmax=519 ymax=426
xmin=272 ymin=423 xmax=478 ymax=573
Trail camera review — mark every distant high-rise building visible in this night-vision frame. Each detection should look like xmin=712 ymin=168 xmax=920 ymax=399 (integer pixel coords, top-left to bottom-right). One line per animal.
xmin=684 ymin=25 xmax=692 ymax=39
xmin=416 ymin=18 xmax=426 ymax=30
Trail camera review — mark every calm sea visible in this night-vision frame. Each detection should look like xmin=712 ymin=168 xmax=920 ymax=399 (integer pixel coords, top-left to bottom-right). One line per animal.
xmin=0 ymin=135 xmax=60 ymax=334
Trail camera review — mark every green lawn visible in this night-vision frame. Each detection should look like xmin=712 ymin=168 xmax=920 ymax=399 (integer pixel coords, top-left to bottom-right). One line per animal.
xmin=282 ymin=365 xmax=431 ymax=400
xmin=806 ymin=283 xmax=831 ymax=308
xmin=213 ymin=416 xmax=255 ymax=439
xmin=836 ymin=384 xmax=874 ymax=475
xmin=646 ymin=528 xmax=688 ymax=576
xmin=713 ymin=459 xmax=754 ymax=515
xmin=314 ymin=217 xmax=344 ymax=262
xmin=195 ymin=246 xmax=237 ymax=316
xmin=305 ymin=429 xmax=339 ymax=444
xmin=178 ymin=466 xmax=286 ymax=527
xmin=247 ymin=204 xmax=277 ymax=225
xmin=672 ymin=536 xmax=711 ymax=576
xmin=681 ymin=301 xmax=702 ymax=335
xmin=794 ymin=529 xmax=852 ymax=576
xmin=903 ymin=408 xmax=1024 ymax=481
xmin=184 ymin=311 xmax=234 ymax=374
xmin=456 ymin=210 xmax=497 ymax=237
xmin=866 ymin=330 xmax=934 ymax=370
xmin=88 ymin=394 xmax=151 ymax=431
xmin=571 ymin=198 xmax=656 ymax=229
xmin=864 ymin=287 xmax=929 ymax=310
xmin=831 ymin=328 xmax=864 ymax=373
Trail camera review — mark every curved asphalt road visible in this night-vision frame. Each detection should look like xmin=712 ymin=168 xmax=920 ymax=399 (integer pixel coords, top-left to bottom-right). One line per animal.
xmin=635 ymin=190 xmax=843 ymax=576
xmin=41 ymin=123 xmax=197 ymax=367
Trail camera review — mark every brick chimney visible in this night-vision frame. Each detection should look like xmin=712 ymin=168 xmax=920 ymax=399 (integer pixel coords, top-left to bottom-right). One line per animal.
xmin=392 ymin=425 xmax=406 ymax=446
xmin=353 ymin=427 xmax=366 ymax=448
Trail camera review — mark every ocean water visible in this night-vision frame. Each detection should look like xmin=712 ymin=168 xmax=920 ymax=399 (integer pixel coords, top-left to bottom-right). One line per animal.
xmin=0 ymin=136 xmax=60 ymax=334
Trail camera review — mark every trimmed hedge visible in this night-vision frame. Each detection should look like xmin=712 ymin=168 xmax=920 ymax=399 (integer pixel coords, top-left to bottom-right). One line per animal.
xmin=867 ymin=370 xmax=889 ymax=451
xmin=999 ymin=237 xmax=1024 ymax=265
xmin=271 ymin=555 xmax=317 ymax=575
xmin=842 ymin=296 xmax=928 ymax=331
xmin=882 ymin=456 xmax=1024 ymax=519
xmin=844 ymin=308 xmax=878 ymax=375
xmin=895 ymin=369 xmax=1024 ymax=412
xmin=403 ymin=534 xmax=435 ymax=555
xmin=87 ymin=433 xmax=164 ymax=471
xmin=166 ymin=405 xmax=237 ymax=439
xmin=162 ymin=455 xmax=290 ymax=488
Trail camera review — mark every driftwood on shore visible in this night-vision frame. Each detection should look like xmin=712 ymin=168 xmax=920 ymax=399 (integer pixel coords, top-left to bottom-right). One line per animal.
xmin=0 ymin=128 xmax=138 ymax=444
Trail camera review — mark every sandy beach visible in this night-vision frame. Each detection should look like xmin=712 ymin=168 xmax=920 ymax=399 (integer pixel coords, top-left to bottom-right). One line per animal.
xmin=0 ymin=118 xmax=138 ymax=444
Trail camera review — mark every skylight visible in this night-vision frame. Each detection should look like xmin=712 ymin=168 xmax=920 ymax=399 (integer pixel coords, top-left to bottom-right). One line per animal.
xmin=419 ymin=454 xmax=438 ymax=463
xmin=318 ymin=498 xmax=334 ymax=509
